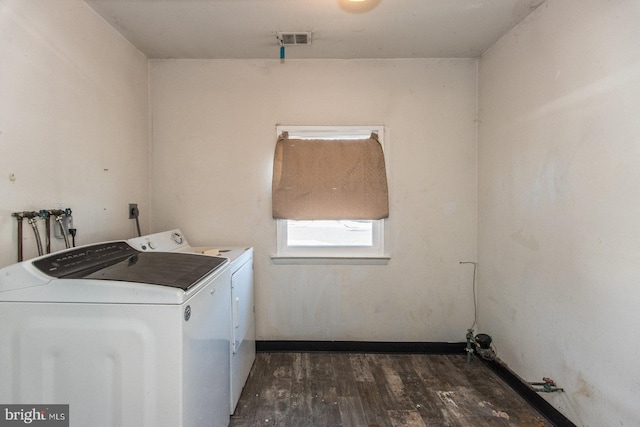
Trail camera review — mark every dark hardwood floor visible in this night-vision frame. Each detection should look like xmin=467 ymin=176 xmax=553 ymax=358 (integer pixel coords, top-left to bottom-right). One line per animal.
xmin=230 ymin=352 xmax=550 ymax=426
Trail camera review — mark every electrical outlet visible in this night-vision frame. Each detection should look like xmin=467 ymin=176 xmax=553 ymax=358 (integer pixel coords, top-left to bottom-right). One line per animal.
xmin=129 ymin=203 xmax=139 ymax=219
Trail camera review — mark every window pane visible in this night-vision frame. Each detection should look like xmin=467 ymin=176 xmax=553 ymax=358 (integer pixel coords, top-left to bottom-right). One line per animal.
xmin=287 ymin=220 xmax=373 ymax=247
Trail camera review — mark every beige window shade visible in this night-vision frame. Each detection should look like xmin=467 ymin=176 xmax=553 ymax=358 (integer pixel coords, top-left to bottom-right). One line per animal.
xmin=272 ymin=132 xmax=389 ymax=220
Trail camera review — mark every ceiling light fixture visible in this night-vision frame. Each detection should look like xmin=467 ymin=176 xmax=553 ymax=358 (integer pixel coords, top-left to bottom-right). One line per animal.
xmin=338 ymin=0 xmax=381 ymax=13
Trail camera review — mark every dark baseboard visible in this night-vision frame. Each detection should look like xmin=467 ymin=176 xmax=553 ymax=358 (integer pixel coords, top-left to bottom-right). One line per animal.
xmin=256 ymin=340 xmax=466 ymax=354
xmin=255 ymin=340 xmax=575 ymax=427
xmin=478 ymin=358 xmax=576 ymax=427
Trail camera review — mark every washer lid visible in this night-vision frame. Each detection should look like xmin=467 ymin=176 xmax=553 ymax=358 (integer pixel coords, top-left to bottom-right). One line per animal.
xmin=31 ymin=241 xmax=228 ymax=291
xmin=82 ymin=252 xmax=227 ymax=290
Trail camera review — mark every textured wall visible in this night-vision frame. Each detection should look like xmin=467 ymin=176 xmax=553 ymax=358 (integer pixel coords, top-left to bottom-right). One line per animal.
xmin=0 ymin=0 xmax=149 ymax=267
xmin=150 ymin=58 xmax=478 ymax=342
xmin=479 ymin=1 xmax=640 ymax=425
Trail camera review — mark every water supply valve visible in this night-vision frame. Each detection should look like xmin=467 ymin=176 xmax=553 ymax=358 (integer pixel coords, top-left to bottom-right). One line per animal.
xmin=474 ymin=333 xmax=497 ymax=361
xmin=528 ymin=377 xmax=564 ymax=393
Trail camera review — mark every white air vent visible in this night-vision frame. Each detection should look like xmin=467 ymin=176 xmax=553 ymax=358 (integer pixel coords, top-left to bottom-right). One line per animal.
xmin=277 ymin=32 xmax=312 ymax=46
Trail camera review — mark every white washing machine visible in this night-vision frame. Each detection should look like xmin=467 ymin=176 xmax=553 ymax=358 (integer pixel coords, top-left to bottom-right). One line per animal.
xmin=128 ymin=230 xmax=255 ymax=414
xmin=0 ymin=240 xmax=232 ymax=427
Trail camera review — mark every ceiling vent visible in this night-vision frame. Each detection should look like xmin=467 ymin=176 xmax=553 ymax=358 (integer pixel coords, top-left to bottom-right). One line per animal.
xmin=276 ymin=32 xmax=312 ymax=46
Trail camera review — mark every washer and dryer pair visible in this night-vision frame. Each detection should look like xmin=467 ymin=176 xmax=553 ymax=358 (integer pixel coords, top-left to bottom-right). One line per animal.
xmin=0 ymin=230 xmax=254 ymax=427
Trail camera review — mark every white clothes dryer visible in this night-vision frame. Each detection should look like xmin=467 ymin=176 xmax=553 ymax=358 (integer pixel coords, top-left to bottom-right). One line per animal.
xmin=128 ymin=230 xmax=255 ymax=414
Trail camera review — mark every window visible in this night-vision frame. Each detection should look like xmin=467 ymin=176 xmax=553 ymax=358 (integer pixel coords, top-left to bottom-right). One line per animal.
xmin=273 ymin=126 xmax=389 ymax=262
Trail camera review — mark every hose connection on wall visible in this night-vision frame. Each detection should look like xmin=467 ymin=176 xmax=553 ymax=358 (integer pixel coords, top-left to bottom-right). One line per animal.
xmin=12 ymin=208 xmax=76 ymax=262
xmin=528 ymin=377 xmax=564 ymax=393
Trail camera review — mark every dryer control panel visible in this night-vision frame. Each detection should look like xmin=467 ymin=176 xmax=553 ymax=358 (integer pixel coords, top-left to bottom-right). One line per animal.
xmin=128 ymin=229 xmax=190 ymax=252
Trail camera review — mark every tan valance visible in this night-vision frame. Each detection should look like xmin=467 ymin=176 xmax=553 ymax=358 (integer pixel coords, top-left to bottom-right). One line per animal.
xmin=272 ymin=132 xmax=389 ymax=220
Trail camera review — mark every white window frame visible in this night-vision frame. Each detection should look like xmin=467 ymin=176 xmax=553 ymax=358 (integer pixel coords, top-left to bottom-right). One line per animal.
xmin=273 ymin=125 xmax=389 ymax=264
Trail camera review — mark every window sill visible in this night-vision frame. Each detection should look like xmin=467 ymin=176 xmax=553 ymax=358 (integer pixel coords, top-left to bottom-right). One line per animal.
xmin=270 ymin=255 xmax=390 ymax=265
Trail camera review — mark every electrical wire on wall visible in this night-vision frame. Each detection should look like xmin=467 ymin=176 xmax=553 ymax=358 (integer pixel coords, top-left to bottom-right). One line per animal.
xmin=276 ymin=34 xmax=285 ymax=63
xmin=460 ymin=261 xmax=498 ymax=363
xmin=129 ymin=204 xmax=142 ymax=237
xmin=460 ymin=261 xmax=477 ymax=330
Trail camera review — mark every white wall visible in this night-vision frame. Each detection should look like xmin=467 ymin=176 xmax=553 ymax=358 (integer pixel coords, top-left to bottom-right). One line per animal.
xmin=150 ymin=59 xmax=478 ymax=341
xmin=5 ymin=1 xmax=638 ymax=424
xmin=0 ymin=0 xmax=149 ymax=267
xmin=478 ymin=1 xmax=640 ymax=425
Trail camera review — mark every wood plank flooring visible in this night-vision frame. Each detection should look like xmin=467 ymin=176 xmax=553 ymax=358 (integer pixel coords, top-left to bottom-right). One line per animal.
xmin=230 ymin=353 xmax=550 ymax=427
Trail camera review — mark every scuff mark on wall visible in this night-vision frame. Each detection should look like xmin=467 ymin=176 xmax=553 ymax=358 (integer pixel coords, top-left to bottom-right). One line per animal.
xmin=575 ymin=375 xmax=595 ymax=399
xmin=510 ymin=228 xmax=540 ymax=250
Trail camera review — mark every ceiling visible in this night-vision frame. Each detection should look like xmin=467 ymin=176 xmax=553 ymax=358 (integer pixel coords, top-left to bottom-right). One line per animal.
xmin=84 ymin=0 xmax=546 ymax=60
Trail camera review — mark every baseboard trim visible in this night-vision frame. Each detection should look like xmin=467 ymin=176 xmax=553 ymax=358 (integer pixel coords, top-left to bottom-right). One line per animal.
xmin=256 ymin=340 xmax=466 ymax=354
xmin=478 ymin=358 xmax=576 ymax=427
xmin=255 ymin=340 xmax=575 ymax=427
